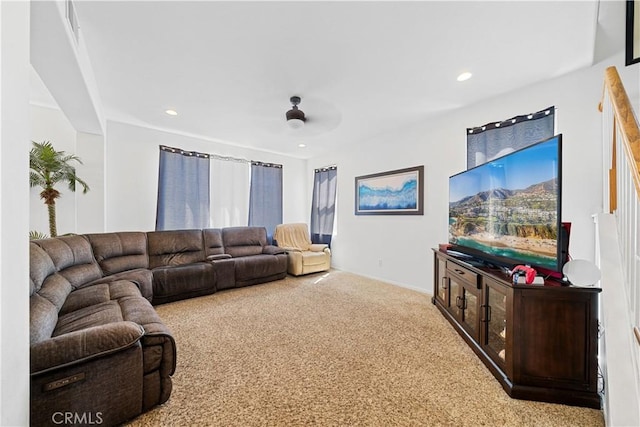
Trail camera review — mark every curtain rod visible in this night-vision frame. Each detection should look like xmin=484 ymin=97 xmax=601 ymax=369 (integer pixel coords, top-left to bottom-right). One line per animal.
xmin=315 ymin=165 xmax=337 ymax=173
xmin=212 ymin=154 xmax=250 ymax=164
xmin=251 ymin=161 xmax=282 ymax=168
xmin=160 ymin=145 xmax=250 ymax=163
xmin=467 ymin=106 xmax=555 ymax=135
xmin=159 ymin=145 xmax=283 ymax=168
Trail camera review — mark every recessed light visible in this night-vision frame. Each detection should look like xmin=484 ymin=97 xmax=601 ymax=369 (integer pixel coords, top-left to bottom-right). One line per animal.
xmin=457 ymin=72 xmax=472 ymax=82
xmin=165 ymin=109 xmax=178 ymax=116
xmin=298 ymin=143 xmax=306 ymax=148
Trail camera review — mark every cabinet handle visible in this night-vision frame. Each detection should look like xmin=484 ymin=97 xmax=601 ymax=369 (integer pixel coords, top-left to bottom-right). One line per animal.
xmin=441 ymin=277 xmax=448 ymax=290
xmin=456 ymin=296 xmax=461 ymax=309
xmin=454 ymin=269 xmax=465 ymax=275
xmin=485 ymin=305 xmax=492 ymax=322
xmin=456 ymin=296 xmax=467 ymax=310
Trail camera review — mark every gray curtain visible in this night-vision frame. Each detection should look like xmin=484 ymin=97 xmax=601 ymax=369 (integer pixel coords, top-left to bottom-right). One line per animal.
xmin=310 ymin=166 xmax=337 ymax=246
xmin=248 ymin=161 xmax=283 ymax=242
xmin=156 ymin=145 xmax=210 ymax=230
xmin=466 ymin=107 xmax=555 ymax=169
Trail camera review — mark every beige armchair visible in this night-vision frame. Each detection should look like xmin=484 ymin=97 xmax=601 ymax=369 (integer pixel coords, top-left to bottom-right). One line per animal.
xmin=274 ymin=223 xmax=331 ymax=276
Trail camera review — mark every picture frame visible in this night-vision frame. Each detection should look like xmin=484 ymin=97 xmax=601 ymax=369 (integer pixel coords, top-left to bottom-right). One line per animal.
xmin=627 ymin=0 xmax=640 ymax=66
xmin=355 ymin=165 xmax=424 ymax=215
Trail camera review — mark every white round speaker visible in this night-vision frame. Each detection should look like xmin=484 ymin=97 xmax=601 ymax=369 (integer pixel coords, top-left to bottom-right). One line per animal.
xmin=562 ymin=259 xmax=601 ymax=287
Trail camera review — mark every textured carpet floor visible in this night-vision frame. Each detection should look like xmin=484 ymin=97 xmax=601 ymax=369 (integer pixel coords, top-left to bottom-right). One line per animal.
xmin=126 ymin=270 xmax=604 ymax=427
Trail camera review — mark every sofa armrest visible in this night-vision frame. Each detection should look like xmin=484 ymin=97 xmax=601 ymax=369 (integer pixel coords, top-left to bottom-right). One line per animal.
xmin=31 ymin=321 xmax=144 ymax=375
xmin=309 ymin=244 xmax=330 ymax=253
xmin=262 ymin=245 xmax=286 ymax=255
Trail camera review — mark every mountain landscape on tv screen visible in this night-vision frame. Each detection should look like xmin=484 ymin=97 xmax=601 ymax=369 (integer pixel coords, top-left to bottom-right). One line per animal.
xmin=449 ymin=177 xmax=558 ymax=265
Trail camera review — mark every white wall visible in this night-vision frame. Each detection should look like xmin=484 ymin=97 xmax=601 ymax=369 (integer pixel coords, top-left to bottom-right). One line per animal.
xmin=76 ymin=131 xmax=105 ymax=233
xmin=105 ymin=121 xmax=308 ymax=232
xmin=310 ymin=52 xmax=637 ymax=294
xmin=0 ymin=1 xmax=30 ymax=424
xmin=31 ymin=0 xmax=104 ymax=135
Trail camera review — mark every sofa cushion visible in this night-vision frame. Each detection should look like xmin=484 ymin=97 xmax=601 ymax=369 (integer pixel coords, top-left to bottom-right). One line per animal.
xmin=151 ymin=262 xmax=216 ymax=304
xmin=59 ymin=284 xmax=110 ymax=316
xmin=54 ymin=301 xmax=124 ymax=337
xmin=30 ymin=241 xmax=73 ymax=311
xmin=30 ymin=243 xmax=56 ymax=296
xmin=87 ymin=268 xmax=154 ymax=302
xmin=33 ymin=236 xmax=102 ymax=288
xmin=222 ymin=226 xmax=267 ymax=258
xmin=233 ymin=254 xmax=287 ymax=282
xmin=86 ymin=232 xmax=149 ymax=275
xmin=147 ymin=229 xmax=205 ymax=268
xmin=60 ymin=281 xmax=142 ymax=316
xmin=55 ymin=280 xmax=150 ymax=335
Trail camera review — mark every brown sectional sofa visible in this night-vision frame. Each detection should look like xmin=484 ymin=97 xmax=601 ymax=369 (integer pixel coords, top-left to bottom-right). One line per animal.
xmin=30 ymin=226 xmax=287 ymax=426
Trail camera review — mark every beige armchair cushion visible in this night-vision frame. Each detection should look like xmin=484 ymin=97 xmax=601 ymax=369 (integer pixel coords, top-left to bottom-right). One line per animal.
xmin=274 ymin=223 xmax=331 ymax=276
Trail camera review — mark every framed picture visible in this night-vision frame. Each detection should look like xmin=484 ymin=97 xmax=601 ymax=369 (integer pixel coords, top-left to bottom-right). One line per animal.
xmin=355 ymin=165 xmax=424 ymax=215
xmin=627 ymin=0 xmax=640 ymax=66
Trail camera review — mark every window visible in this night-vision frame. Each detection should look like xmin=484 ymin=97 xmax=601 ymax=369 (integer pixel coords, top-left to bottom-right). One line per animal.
xmin=310 ymin=166 xmax=337 ymax=246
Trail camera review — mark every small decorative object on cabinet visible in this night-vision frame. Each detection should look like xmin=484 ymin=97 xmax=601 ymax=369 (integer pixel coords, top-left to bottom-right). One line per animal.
xmin=432 ymin=249 xmax=601 ymax=409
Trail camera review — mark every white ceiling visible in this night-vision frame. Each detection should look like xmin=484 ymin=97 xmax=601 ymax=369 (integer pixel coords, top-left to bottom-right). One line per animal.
xmin=60 ymin=1 xmax=602 ymax=159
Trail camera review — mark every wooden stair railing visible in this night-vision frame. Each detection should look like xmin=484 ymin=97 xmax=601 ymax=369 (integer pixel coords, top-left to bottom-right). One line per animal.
xmin=599 ymin=66 xmax=640 ymax=208
xmin=599 ymin=65 xmax=640 ymax=347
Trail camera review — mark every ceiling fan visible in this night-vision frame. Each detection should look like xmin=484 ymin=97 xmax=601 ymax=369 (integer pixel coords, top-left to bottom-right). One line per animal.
xmin=285 ymin=96 xmax=306 ymax=129
xmin=247 ymin=94 xmax=340 ymax=136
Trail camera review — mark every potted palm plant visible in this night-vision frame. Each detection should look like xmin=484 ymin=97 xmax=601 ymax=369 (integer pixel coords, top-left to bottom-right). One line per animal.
xmin=29 ymin=141 xmax=89 ymax=237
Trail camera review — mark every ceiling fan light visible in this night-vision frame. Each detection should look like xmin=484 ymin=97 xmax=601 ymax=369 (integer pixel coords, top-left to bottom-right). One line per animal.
xmin=287 ymin=118 xmax=305 ymax=129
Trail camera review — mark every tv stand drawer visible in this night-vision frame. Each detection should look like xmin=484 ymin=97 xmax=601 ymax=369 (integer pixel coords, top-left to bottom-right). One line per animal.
xmin=446 ymin=260 xmax=480 ymax=288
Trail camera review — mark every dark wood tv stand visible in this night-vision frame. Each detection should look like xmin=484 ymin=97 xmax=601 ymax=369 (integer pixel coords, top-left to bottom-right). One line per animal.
xmin=432 ymin=249 xmax=601 ymax=408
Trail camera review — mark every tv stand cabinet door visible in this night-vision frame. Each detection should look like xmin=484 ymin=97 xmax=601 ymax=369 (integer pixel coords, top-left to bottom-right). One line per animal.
xmin=458 ymin=281 xmax=481 ymax=342
xmin=445 ymin=275 xmax=481 ymax=342
xmin=511 ymin=287 xmax=599 ymax=394
xmin=481 ymin=278 xmax=512 ymax=376
xmin=433 ymin=252 xmax=450 ymax=308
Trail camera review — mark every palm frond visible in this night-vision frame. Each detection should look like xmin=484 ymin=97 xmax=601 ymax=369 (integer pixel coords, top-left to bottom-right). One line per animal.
xmin=29 ymin=230 xmax=49 ymax=240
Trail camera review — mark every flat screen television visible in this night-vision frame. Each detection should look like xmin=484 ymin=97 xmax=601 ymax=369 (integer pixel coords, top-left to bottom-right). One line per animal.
xmin=448 ymin=134 xmax=565 ymax=273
